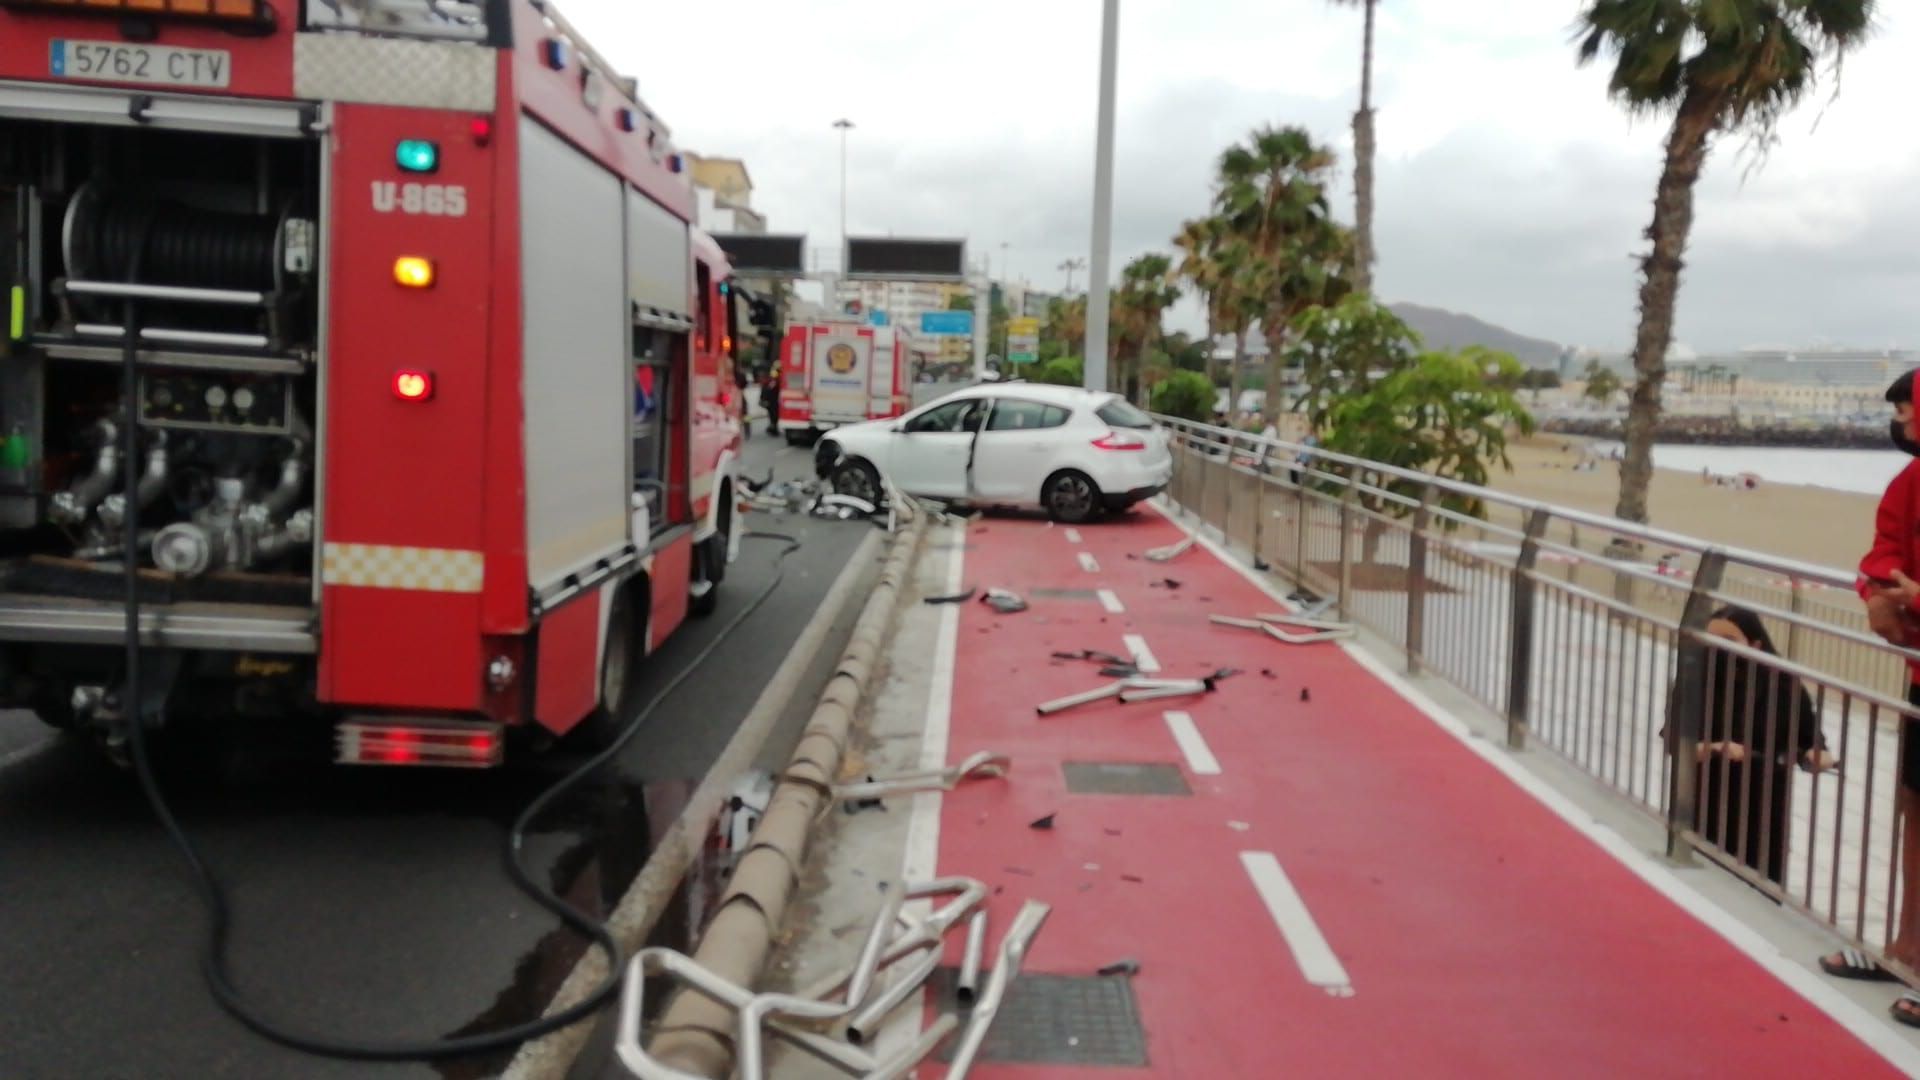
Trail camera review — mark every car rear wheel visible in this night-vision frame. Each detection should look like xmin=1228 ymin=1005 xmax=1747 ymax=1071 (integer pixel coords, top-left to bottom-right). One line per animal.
xmin=831 ymin=459 xmax=883 ymax=505
xmin=1043 ymin=470 xmax=1101 ymax=524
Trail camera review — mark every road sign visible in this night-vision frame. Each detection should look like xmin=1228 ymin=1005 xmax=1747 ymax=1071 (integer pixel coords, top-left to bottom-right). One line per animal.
xmin=1008 ymin=316 xmax=1041 ymax=337
xmin=1007 ymin=333 xmax=1039 ymax=365
xmin=920 ymin=310 xmax=974 ymax=336
xmin=845 ymin=237 xmax=968 ymax=281
xmin=869 ymin=310 xmax=890 ymax=327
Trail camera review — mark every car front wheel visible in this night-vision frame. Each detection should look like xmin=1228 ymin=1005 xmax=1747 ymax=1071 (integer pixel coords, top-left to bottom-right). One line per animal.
xmin=1042 ymin=470 xmax=1101 ymax=524
xmin=831 ymin=458 xmax=883 ymax=505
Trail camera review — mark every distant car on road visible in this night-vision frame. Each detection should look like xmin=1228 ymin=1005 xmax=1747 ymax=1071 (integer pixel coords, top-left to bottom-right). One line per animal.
xmin=813 ymin=384 xmax=1171 ymax=523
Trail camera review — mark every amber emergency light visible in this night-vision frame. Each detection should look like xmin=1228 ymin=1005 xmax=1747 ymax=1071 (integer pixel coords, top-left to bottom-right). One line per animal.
xmin=0 ymin=0 xmax=270 ymax=24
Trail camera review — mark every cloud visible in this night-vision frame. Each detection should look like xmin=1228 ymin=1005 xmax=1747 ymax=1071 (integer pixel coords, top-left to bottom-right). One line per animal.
xmin=557 ymin=0 xmax=1920 ymax=352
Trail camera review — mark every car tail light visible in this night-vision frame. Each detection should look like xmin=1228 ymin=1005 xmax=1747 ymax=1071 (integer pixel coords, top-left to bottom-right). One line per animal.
xmin=1091 ymin=430 xmax=1147 ymax=451
xmin=336 ymin=720 xmax=503 ymax=768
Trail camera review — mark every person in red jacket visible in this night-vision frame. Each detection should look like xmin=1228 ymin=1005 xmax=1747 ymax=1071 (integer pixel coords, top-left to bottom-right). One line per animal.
xmin=1822 ymin=369 xmax=1920 ymax=1022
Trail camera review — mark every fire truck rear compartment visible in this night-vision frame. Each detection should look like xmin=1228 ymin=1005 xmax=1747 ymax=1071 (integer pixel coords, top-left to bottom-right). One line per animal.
xmin=0 ymin=118 xmax=319 ymax=653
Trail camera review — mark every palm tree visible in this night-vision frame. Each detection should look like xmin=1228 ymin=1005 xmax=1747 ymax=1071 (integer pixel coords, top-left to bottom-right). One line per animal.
xmin=1214 ymin=126 xmax=1352 ymax=425
xmin=1330 ymin=0 xmax=1379 ymax=294
xmin=1172 ymin=216 xmax=1228 ymax=386
xmin=1576 ymin=0 xmax=1875 ymax=525
xmin=1109 ymin=254 xmax=1181 ymax=404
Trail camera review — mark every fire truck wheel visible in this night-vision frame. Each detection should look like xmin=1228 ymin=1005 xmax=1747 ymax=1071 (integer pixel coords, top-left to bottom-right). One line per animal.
xmin=690 ymin=499 xmax=730 ymax=618
xmin=831 ymin=459 xmax=883 ymax=506
xmin=573 ymin=584 xmax=645 ymax=750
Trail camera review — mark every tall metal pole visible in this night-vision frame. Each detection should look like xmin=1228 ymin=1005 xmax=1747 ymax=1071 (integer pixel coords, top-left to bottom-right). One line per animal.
xmin=833 ymin=118 xmax=854 ymax=268
xmin=1083 ymin=0 xmax=1119 ymax=393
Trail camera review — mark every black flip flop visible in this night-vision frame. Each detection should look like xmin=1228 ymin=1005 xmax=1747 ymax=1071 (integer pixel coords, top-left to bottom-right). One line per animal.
xmin=1893 ymin=992 xmax=1920 ymax=1029
xmin=1820 ymin=948 xmax=1897 ymax=982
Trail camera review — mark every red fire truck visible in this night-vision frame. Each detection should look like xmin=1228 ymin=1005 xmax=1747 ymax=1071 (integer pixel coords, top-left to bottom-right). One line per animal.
xmin=0 ymin=0 xmax=743 ymax=765
xmin=777 ymin=319 xmax=913 ymax=445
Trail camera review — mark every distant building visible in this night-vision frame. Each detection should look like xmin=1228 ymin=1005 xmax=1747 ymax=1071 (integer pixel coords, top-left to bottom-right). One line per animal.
xmin=683 ymin=153 xmax=766 ymax=234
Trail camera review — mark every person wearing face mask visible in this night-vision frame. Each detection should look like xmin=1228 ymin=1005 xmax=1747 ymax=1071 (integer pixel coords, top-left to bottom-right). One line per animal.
xmin=1820 ymin=368 xmax=1920 ymax=1021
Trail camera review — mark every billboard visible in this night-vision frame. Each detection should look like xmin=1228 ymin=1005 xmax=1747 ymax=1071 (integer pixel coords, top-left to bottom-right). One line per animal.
xmin=920 ymin=311 xmax=974 ymax=336
xmin=711 ymin=233 xmax=807 ymax=276
xmin=845 ymin=237 xmax=968 ymax=281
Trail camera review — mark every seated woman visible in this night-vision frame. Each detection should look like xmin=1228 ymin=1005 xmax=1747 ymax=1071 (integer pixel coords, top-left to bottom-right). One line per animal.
xmin=1669 ymin=606 xmax=1835 ymax=887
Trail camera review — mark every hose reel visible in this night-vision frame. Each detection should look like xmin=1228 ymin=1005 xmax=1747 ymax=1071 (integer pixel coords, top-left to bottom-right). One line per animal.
xmin=61 ymin=181 xmax=311 ymax=295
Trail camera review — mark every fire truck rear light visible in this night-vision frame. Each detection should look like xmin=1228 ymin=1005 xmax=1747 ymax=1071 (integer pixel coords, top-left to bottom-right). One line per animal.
xmin=392 ymin=370 xmax=434 ymax=402
xmin=336 ymin=720 xmax=503 ymax=769
xmin=395 ymin=140 xmax=439 ymax=174
xmin=393 ymin=257 xmax=435 ymax=289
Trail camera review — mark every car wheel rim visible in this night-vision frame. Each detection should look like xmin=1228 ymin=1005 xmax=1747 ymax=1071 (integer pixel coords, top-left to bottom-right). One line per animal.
xmin=840 ymin=469 xmax=877 ymax=503
xmin=1052 ymin=476 xmax=1092 ymax=517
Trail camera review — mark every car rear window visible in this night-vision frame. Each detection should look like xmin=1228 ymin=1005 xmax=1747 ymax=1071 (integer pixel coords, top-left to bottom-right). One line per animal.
xmin=1096 ymin=399 xmax=1153 ymax=429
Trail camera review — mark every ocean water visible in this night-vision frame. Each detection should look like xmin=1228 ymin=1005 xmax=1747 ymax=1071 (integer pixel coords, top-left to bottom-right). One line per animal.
xmin=1646 ymin=445 xmax=1909 ymax=495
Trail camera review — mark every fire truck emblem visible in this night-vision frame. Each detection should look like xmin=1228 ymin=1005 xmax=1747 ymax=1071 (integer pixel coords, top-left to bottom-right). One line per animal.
xmin=825 ymin=344 xmax=858 ymax=375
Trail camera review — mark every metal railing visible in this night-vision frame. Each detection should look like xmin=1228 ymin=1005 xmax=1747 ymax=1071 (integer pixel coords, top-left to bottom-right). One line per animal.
xmin=1157 ymin=416 xmax=1919 ymax=982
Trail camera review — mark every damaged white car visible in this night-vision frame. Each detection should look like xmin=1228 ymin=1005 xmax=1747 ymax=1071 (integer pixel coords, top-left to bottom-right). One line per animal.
xmin=812 ymin=385 xmax=1172 ymax=524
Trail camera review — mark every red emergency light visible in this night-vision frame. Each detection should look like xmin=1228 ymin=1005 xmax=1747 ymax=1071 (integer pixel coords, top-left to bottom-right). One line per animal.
xmin=392 ymin=369 xmax=435 ymax=402
xmin=0 ymin=0 xmax=271 ymax=24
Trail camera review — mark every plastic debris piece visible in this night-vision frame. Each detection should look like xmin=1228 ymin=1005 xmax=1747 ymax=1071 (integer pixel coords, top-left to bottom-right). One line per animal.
xmin=1301 ymin=688 xmax=1312 ymax=703
xmin=1098 ymin=665 xmax=1140 ymax=678
xmin=981 ymin=588 xmax=1029 ymax=614
xmin=1052 ymin=649 xmax=1130 ymax=666
xmin=1144 ymin=535 xmax=1196 ymax=563
xmin=1261 ymin=668 xmax=1278 ymax=679
xmin=1149 ymin=578 xmax=1183 ymax=590
xmin=1029 ymin=813 xmax=1056 ymax=831
xmin=1120 ymin=874 xmax=1145 ymax=884
xmin=1098 ymin=958 xmax=1142 ymax=976
xmin=925 ymin=587 xmax=979 ymax=605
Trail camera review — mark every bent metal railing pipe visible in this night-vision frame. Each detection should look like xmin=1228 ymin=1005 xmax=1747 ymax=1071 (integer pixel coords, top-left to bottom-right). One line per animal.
xmin=1154 ymin=413 xmax=1920 ymax=985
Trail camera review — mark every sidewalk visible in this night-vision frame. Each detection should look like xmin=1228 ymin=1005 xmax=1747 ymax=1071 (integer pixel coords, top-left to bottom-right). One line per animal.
xmin=801 ymin=506 xmax=1920 ymax=1078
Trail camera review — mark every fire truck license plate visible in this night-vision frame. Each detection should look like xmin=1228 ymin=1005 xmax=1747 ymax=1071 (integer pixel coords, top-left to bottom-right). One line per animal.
xmin=50 ymin=40 xmax=231 ymax=90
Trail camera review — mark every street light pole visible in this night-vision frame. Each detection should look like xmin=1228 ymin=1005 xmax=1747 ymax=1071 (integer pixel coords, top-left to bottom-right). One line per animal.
xmin=833 ymin=118 xmax=854 ymax=266
xmin=1083 ymin=0 xmax=1119 ymax=393
xmin=1059 ymin=257 xmax=1086 ymax=294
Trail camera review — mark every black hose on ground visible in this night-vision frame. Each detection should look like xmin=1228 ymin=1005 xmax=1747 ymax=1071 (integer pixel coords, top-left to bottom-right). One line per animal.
xmin=117 ymin=363 xmax=804 ymax=1063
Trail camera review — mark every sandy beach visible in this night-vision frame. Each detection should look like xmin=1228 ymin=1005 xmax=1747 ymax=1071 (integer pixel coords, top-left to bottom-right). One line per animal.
xmin=1488 ymin=435 xmax=1879 ymax=572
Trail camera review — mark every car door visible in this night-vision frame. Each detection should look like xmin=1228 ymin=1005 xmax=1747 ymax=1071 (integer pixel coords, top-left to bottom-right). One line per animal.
xmin=887 ymin=397 xmax=982 ymax=499
xmin=970 ymin=398 xmax=1072 ymax=502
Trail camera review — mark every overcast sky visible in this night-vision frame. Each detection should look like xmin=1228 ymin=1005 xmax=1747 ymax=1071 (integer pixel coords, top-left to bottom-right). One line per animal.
xmin=561 ymin=1 xmax=1917 ymax=354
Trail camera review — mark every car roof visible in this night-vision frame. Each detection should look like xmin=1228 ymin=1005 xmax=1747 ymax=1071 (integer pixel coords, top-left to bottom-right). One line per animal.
xmin=943 ymin=383 xmax=1115 ymax=408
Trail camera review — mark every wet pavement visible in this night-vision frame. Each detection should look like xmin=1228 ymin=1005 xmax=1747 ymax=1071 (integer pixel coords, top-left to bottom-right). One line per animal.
xmin=0 ymin=433 xmax=876 ymax=1080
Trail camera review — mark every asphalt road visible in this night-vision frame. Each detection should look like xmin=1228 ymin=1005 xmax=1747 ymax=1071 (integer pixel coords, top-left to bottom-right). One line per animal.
xmin=0 ymin=433 xmax=876 ymax=1080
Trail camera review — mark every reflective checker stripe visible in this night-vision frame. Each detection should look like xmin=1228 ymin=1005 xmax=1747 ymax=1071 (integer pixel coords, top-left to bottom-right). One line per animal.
xmin=322 ymin=543 xmax=484 ymax=594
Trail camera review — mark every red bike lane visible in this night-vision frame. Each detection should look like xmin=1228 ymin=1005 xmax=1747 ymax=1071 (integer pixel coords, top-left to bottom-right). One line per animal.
xmin=914 ymin=509 xmax=1906 ymax=1078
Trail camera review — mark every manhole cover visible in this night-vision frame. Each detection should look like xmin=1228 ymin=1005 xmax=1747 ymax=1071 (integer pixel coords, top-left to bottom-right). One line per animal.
xmin=1062 ymin=761 xmax=1191 ymax=796
xmin=1030 ymin=588 xmax=1100 ymax=601
xmin=927 ymin=968 xmax=1148 ymax=1067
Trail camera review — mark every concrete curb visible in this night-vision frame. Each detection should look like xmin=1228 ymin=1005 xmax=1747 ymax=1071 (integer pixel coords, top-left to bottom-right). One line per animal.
xmin=502 ymin=524 xmax=892 ymax=1080
xmin=645 ymin=513 xmax=928 ymax=1077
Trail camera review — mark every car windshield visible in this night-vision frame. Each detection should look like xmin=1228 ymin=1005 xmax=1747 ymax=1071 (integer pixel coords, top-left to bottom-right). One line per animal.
xmin=1096 ymin=399 xmax=1153 ymax=430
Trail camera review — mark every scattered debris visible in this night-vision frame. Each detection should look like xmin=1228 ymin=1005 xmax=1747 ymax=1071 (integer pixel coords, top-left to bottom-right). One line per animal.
xmin=1104 ymin=827 xmax=1124 ymax=837
xmin=813 ymin=493 xmax=880 ymax=520
xmin=1210 ymin=612 xmax=1356 ymax=645
xmin=1052 ymin=649 xmax=1131 ymax=666
xmin=834 ymin=750 xmax=1011 ymax=803
xmin=924 ymin=587 xmax=979 ymax=605
xmin=1301 ymin=688 xmax=1312 ymax=703
xmin=1003 ymin=866 xmax=1035 ymax=877
xmin=1098 ymin=958 xmax=1142 ymax=976
xmin=1144 ymin=535 xmax=1196 ymax=563
xmin=1120 ymin=873 xmax=1145 ymax=884
xmin=981 ymin=588 xmax=1029 ymax=614
xmin=1097 ymin=665 xmax=1139 ymax=678
xmin=1227 ymin=820 xmax=1252 ymax=832
xmin=1039 ymin=669 xmax=1238 ymax=713
xmin=1149 ymin=577 xmax=1183 ymax=590
xmin=1261 ymin=668 xmax=1278 ymax=679
xmin=1029 ymin=813 xmax=1056 ymax=831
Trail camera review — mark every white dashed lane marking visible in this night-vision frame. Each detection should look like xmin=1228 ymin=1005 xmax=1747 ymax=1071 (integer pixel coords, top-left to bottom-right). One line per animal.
xmin=1164 ymin=711 xmax=1220 ymax=775
xmin=1122 ymin=633 xmax=1160 ymax=673
xmin=1098 ymin=589 xmax=1125 ymax=614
